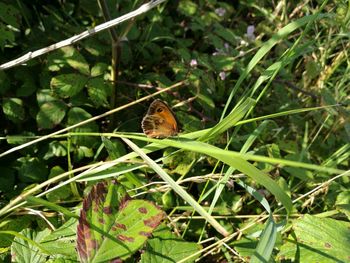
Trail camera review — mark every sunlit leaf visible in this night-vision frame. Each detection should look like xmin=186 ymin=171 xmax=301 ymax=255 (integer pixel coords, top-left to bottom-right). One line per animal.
xmin=278 ymin=215 xmax=350 ymax=262
xmin=2 ymin=98 xmax=25 ymax=123
xmin=77 ymin=181 xmax=164 ymax=262
xmin=141 ymin=224 xmax=202 ymax=262
xmin=51 ymin=74 xmax=88 ymax=98
xmin=36 ymin=100 xmax=67 ymax=129
xmin=47 ymin=46 xmax=90 ymax=75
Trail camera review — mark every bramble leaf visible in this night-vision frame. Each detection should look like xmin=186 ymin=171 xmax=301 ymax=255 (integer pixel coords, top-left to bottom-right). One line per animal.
xmin=77 ymin=181 xmax=164 ymax=262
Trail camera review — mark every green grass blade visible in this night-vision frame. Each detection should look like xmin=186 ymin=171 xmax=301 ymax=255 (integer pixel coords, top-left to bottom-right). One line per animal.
xmin=124 ymin=137 xmax=293 ymax=214
xmin=25 ymin=196 xmax=78 ymax=219
xmin=222 ymin=13 xmax=328 ymax=118
xmin=201 ymin=98 xmax=256 ymax=141
xmin=251 ymin=215 xmax=277 ymax=263
xmin=122 ymin=138 xmax=230 ymax=237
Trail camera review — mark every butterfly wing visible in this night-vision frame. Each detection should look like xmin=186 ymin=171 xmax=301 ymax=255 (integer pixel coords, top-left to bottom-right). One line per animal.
xmin=142 ymin=100 xmax=178 ymax=138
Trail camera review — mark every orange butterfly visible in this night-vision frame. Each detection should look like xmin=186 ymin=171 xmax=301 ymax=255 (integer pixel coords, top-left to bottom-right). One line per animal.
xmin=141 ymin=99 xmax=179 ymax=138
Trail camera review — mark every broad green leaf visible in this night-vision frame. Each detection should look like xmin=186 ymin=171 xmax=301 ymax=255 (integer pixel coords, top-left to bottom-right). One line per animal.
xmin=278 ymin=215 xmax=350 ymax=262
xmin=77 ymin=181 xmax=164 ymax=262
xmin=102 ymin=137 xmax=127 ymax=160
xmin=213 ymin=24 xmax=237 ymax=44
xmin=230 ymin=236 xmax=258 ymax=261
xmin=15 ymin=68 xmax=37 ymax=97
xmin=140 ymin=224 xmax=202 ymax=263
xmin=162 ymin=151 xmax=197 ymax=176
xmin=11 ymin=228 xmax=51 ymax=263
xmin=40 ymin=218 xmax=77 ymax=258
xmin=0 ymin=216 xmax=32 ymax=247
xmin=90 ymin=63 xmax=109 ymax=77
xmin=0 ymin=167 xmax=15 ymax=192
xmin=0 ymin=70 xmax=11 ymax=94
xmin=283 ymin=153 xmax=313 ymax=180
xmin=18 ymin=157 xmax=48 ymax=183
xmin=36 ymin=89 xmax=56 ymax=107
xmin=86 ymin=78 xmax=111 ymax=108
xmin=43 ymin=141 xmax=68 ymax=160
xmin=2 ymin=98 xmax=25 ymax=123
xmin=67 ymin=107 xmax=99 ymax=147
xmin=47 ymin=46 xmax=90 ymax=75
xmin=36 ymin=100 xmax=67 ymax=129
xmin=178 ymin=0 xmax=198 ymax=16
xmin=51 ymin=74 xmax=88 ymax=98
xmin=0 ymin=3 xmax=21 ymax=27
xmin=0 ymin=23 xmax=15 ymax=49
xmin=46 ymin=166 xmax=72 ymax=202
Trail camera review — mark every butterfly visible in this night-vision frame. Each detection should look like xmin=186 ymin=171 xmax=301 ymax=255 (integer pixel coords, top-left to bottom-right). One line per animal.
xmin=141 ymin=99 xmax=179 ymax=138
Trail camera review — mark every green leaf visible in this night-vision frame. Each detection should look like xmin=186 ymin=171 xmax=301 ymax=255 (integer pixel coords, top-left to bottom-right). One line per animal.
xmin=18 ymin=157 xmax=48 ymax=183
xmin=76 ymin=181 xmax=164 ymax=262
xmin=45 ymin=166 xmax=72 ymax=202
xmin=0 ymin=216 xmax=32 ymax=247
xmin=122 ymin=138 xmax=229 ymax=237
xmin=36 ymin=89 xmax=56 ymax=107
xmin=251 ymin=216 xmax=277 ymax=263
xmin=86 ymin=78 xmax=111 ymax=107
xmin=283 ymin=153 xmax=313 ymax=180
xmin=0 ymin=3 xmax=21 ymax=27
xmin=2 ymin=98 xmax=25 ymax=123
xmin=0 ymin=23 xmax=15 ymax=49
xmin=40 ymin=218 xmax=78 ymax=258
xmin=211 ymin=55 xmax=235 ymax=71
xmin=36 ymin=100 xmax=67 ymax=129
xmin=121 ymin=136 xmax=293 ymax=215
xmin=162 ymin=151 xmax=197 ymax=176
xmin=0 ymin=167 xmax=15 ymax=192
xmin=43 ymin=141 xmax=68 ymax=160
xmin=90 ymin=63 xmax=109 ymax=77
xmin=213 ymin=24 xmax=237 ymax=44
xmin=222 ymin=13 xmax=328 ymax=117
xmin=0 ymin=70 xmax=11 ymax=94
xmin=278 ymin=215 xmax=350 ymax=262
xmin=51 ymin=74 xmax=88 ymax=98
xmin=67 ymin=107 xmax=99 ymax=146
xmin=47 ymin=46 xmax=90 ymax=75
xmin=102 ymin=137 xmax=127 ymax=159
xmin=178 ymin=0 xmax=198 ymax=16
xmin=10 ymin=228 xmax=51 ymax=263
xmin=141 ymin=224 xmax=202 ymax=262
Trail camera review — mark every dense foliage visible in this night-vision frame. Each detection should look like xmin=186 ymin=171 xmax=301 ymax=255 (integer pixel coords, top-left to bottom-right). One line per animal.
xmin=0 ymin=0 xmax=349 ymax=262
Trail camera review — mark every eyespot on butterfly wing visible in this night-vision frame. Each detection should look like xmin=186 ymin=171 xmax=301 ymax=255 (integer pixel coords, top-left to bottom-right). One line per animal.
xmin=141 ymin=99 xmax=178 ymax=138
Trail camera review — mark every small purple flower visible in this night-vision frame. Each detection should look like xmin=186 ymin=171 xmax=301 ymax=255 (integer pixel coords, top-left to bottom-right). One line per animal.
xmin=190 ymin=59 xmax=198 ymax=67
xmin=224 ymin=42 xmax=230 ymax=50
xmin=215 ymin=7 xmax=226 ymax=17
xmin=247 ymin=25 xmax=255 ymax=40
xmin=219 ymin=72 xmax=226 ymax=80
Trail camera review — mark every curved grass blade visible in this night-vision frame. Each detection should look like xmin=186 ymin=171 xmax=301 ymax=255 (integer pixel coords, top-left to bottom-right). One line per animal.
xmin=222 ymin=13 xmax=328 ymax=119
xmin=122 ymin=138 xmax=230 ymax=237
